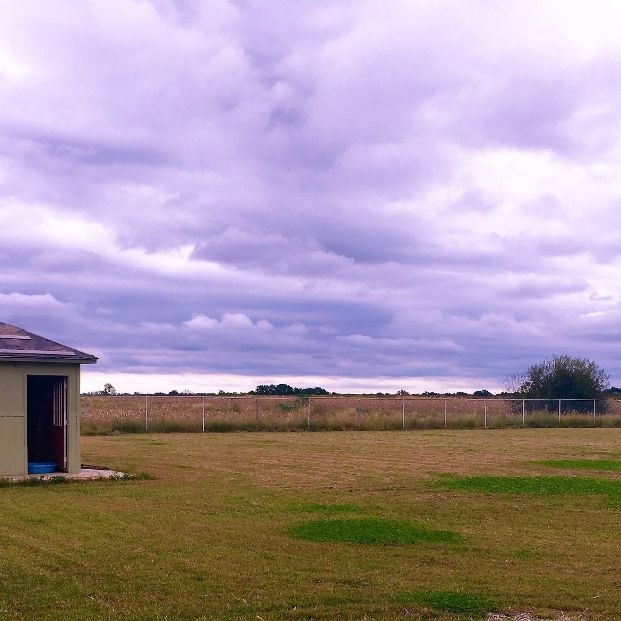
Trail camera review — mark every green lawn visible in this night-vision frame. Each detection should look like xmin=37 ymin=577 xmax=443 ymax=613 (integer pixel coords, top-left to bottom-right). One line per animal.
xmin=1 ymin=429 xmax=620 ymax=620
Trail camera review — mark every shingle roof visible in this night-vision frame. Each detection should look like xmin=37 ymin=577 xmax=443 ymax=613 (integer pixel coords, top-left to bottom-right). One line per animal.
xmin=0 ymin=322 xmax=97 ymax=364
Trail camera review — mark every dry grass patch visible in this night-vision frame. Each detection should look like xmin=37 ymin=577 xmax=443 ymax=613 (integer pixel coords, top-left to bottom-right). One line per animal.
xmin=538 ymin=459 xmax=621 ymax=472
xmin=81 ymin=395 xmax=621 ymax=433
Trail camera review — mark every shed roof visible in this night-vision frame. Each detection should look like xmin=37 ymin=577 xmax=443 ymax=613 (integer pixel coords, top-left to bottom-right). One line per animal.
xmin=0 ymin=322 xmax=97 ymax=364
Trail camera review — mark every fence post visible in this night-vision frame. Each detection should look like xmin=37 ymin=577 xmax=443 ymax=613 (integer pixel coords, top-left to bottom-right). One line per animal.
xmin=444 ymin=399 xmax=447 ymax=428
xmin=593 ymin=398 xmax=596 ymax=421
xmin=522 ymin=399 xmax=525 ymax=426
xmin=401 ymin=398 xmax=405 ymax=430
xmin=484 ymin=400 xmax=487 ymax=429
xmin=255 ymin=398 xmax=260 ymax=430
xmin=145 ymin=394 xmax=149 ymax=432
xmin=307 ymin=397 xmax=311 ymax=430
xmin=558 ymin=398 xmax=561 ymax=422
xmin=202 ymin=396 xmax=205 ymax=432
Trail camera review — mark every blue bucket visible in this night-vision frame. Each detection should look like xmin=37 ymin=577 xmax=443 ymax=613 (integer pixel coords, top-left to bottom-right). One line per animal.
xmin=28 ymin=462 xmax=57 ymax=475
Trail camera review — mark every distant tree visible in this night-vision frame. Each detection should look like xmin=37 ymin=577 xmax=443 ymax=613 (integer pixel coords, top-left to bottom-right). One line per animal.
xmin=295 ymin=386 xmax=329 ymax=396
xmin=253 ymin=384 xmax=328 ymax=396
xmin=254 ymin=384 xmax=275 ymax=395
xmin=512 ymin=355 xmax=609 ymax=404
xmin=103 ymin=383 xmax=117 ymax=396
xmin=168 ymin=390 xmax=179 ymax=396
xmin=473 ymin=389 xmax=493 ymax=398
xmin=276 ymin=384 xmax=295 ymax=395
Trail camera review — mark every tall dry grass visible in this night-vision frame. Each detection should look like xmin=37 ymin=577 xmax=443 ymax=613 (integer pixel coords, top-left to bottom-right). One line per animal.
xmin=79 ymin=396 xmax=621 ymax=434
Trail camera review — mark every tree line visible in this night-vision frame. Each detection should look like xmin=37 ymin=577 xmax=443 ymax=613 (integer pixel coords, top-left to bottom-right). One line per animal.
xmin=87 ymin=355 xmax=617 ymax=400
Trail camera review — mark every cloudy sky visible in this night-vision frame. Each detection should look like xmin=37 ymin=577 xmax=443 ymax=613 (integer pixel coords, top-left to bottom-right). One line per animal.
xmin=1 ymin=0 xmax=620 ymax=393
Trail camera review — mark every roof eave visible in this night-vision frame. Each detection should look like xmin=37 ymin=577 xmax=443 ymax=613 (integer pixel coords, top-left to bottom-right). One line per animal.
xmin=0 ymin=356 xmax=98 ymax=365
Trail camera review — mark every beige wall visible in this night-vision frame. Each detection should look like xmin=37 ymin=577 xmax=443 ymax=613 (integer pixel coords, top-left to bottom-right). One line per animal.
xmin=0 ymin=363 xmax=81 ymax=476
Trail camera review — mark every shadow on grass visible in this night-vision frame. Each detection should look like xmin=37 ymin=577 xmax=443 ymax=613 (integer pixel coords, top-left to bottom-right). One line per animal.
xmin=0 ymin=476 xmax=69 ymax=488
xmin=289 ymin=518 xmax=462 ymax=545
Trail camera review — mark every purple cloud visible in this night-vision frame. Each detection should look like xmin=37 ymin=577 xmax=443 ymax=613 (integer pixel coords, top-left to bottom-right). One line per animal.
xmin=1 ymin=0 xmax=621 ymax=393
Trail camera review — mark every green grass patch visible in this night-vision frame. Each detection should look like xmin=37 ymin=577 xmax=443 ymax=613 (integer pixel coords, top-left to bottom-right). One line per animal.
xmin=289 ymin=518 xmax=462 ymax=545
xmin=404 ymin=590 xmax=497 ymax=616
xmin=539 ymin=459 xmax=621 ymax=472
xmin=435 ymin=474 xmax=621 ymax=500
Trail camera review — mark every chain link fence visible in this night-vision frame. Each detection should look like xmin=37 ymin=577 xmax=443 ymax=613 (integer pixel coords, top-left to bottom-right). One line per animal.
xmin=80 ymin=395 xmax=621 ymax=434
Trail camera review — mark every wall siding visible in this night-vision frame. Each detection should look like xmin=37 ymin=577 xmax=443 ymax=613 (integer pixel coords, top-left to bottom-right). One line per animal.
xmin=0 ymin=363 xmax=81 ymax=476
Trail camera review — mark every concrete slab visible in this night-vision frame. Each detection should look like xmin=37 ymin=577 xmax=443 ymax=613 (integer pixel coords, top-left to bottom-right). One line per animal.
xmin=7 ymin=468 xmax=126 ymax=482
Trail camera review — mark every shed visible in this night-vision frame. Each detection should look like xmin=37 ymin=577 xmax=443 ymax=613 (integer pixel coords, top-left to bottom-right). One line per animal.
xmin=0 ymin=322 xmax=97 ymax=477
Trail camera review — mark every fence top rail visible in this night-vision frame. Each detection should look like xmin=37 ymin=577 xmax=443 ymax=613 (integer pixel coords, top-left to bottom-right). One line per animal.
xmin=82 ymin=394 xmax=606 ymax=402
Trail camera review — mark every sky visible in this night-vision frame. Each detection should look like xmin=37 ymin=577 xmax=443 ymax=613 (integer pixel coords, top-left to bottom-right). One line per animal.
xmin=1 ymin=0 xmax=621 ymax=394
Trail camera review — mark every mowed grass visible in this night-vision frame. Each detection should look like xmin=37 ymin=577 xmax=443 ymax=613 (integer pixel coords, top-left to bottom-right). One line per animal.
xmin=289 ymin=518 xmax=462 ymax=545
xmin=1 ymin=429 xmax=621 ymax=620
xmin=402 ymin=591 xmax=497 ymax=616
xmin=539 ymin=458 xmax=621 ymax=472
xmin=435 ymin=474 xmax=621 ymax=500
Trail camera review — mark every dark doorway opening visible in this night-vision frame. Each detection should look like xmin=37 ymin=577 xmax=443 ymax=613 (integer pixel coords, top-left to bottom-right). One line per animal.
xmin=27 ymin=375 xmax=67 ymax=471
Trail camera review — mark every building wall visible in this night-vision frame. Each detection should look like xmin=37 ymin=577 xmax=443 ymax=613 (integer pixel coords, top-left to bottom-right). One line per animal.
xmin=0 ymin=363 xmax=81 ymax=476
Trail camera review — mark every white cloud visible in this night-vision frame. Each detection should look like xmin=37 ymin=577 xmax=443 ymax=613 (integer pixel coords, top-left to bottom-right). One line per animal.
xmin=183 ymin=314 xmax=219 ymax=330
xmin=0 ymin=291 xmax=68 ymax=312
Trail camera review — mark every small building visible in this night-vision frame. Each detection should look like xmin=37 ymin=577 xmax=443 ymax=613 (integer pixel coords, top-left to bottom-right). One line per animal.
xmin=0 ymin=322 xmax=97 ymax=477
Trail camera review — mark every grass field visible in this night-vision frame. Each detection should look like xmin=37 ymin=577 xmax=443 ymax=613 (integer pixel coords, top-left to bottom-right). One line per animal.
xmin=2 ymin=429 xmax=621 ymax=620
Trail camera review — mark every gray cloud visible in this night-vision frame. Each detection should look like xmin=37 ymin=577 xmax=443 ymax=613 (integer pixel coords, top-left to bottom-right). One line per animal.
xmin=1 ymin=0 xmax=621 ymax=392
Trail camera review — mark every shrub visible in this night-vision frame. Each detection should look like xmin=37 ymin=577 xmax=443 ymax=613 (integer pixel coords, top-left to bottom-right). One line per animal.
xmin=512 ymin=355 xmax=609 ymax=414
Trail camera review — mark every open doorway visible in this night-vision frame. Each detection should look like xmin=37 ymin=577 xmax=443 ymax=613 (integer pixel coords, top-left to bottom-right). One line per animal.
xmin=27 ymin=376 xmax=67 ymax=472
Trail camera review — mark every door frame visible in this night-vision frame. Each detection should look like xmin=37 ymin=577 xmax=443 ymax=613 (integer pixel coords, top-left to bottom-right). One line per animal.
xmin=25 ymin=374 xmax=69 ymax=471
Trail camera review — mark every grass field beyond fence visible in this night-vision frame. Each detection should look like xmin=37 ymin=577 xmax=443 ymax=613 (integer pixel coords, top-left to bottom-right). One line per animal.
xmin=2 ymin=429 xmax=621 ymax=620
xmin=81 ymin=395 xmax=621 ymax=434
